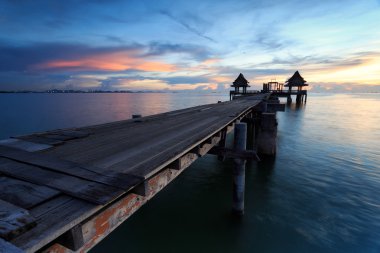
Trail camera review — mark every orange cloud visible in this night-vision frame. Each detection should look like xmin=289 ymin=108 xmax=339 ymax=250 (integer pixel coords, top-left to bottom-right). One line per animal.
xmin=201 ymin=58 xmax=221 ymax=65
xmin=306 ymin=56 xmax=380 ymax=85
xmin=33 ymin=51 xmax=176 ymax=72
xmin=210 ymin=76 xmax=230 ymax=83
xmin=107 ymin=79 xmax=218 ymax=91
xmin=203 ymin=83 xmax=218 ymax=90
xmin=113 ymin=79 xmax=170 ymax=90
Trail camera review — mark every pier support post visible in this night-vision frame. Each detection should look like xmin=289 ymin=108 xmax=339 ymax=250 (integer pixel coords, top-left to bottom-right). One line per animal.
xmin=217 ymin=130 xmax=227 ymax=161
xmin=287 ymin=95 xmax=292 ymax=104
xmin=257 ymin=113 xmax=277 ymax=158
xmin=296 ymin=94 xmax=301 ymax=104
xmin=232 ymin=123 xmax=247 ymax=216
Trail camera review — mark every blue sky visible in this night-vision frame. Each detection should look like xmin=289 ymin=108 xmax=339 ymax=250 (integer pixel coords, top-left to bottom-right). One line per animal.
xmin=1 ymin=0 xmax=380 ymax=92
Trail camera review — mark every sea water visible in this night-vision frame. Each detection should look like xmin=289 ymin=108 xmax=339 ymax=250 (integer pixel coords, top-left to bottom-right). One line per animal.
xmin=0 ymin=93 xmax=379 ymax=253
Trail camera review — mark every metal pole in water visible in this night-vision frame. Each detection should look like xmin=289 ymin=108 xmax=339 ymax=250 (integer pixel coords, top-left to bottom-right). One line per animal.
xmin=232 ymin=122 xmax=247 ymax=216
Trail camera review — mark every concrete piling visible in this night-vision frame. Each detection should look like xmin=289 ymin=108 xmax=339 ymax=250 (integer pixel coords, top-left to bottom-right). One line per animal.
xmin=257 ymin=113 xmax=277 ymax=158
xmin=232 ymin=122 xmax=247 ymax=216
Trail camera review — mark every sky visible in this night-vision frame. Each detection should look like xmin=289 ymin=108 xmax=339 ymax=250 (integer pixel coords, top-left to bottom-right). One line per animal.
xmin=1 ymin=0 xmax=380 ymax=92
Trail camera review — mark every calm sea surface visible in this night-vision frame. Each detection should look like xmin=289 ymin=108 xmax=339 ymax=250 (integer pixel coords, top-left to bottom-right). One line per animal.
xmin=0 ymin=93 xmax=379 ymax=253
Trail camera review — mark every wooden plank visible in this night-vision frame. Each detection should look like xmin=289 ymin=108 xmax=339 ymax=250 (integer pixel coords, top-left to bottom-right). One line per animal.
xmin=0 ymin=200 xmax=36 ymax=240
xmin=14 ymin=136 xmax=64 ymax=146
xmin=0 ymin=146 xmax=143 ymax=191
xmin=37 ymin=129 xmax=90 ymax=140
xmin=41 ymin=134 xmax=74 ymax=141
xmin=107 ymin=102 xmax=259 ymax=179
xmin=0 ymin=139 xmax=51 ymax=152
xmin=59 ymin=130 xmax=89 ymax=138
xmin=11 ymin=196 xmax=96 ymax=253
xmin=0 ymin=238 xmax=25 ymax=253
xmin=0 ymin=176 xmax=59 ymax=209
xmin=0 ymin=158 xmax=123 ymax=205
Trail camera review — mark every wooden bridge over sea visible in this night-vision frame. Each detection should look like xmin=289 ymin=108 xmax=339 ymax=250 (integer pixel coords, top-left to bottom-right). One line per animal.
xmin=0 ymin=72 xmax=307 ymax=253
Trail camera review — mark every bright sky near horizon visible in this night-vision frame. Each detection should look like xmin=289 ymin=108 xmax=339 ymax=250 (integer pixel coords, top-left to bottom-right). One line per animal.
xmin=1 ymin=0 xmax=380 ymax=92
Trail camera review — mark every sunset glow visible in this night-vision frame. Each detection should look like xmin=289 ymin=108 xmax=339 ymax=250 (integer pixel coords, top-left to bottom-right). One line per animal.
xmin=0 ymin=0 xmax=379 ymax=91
xmin=34 ymin=52 xmax=177 ymax=72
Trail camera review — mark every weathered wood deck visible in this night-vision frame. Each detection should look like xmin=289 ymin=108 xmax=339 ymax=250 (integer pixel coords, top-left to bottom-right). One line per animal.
xmin=0 ymin=94 xmax=268 ymax=253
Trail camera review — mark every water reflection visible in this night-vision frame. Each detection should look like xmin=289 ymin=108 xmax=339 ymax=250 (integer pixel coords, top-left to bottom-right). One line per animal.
xmin=0 ymin=93 xmax=228 ymax=139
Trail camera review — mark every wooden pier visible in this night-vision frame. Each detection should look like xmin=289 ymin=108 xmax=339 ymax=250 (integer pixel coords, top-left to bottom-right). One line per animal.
xmin=231 ymin=71 xmax=308 ymax=104
xmin=0 ymin=92 xmax=287 ymax=253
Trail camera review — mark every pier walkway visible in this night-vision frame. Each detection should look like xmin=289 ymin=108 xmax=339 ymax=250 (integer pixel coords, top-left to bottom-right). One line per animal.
xmin=0 ymin=94 xmax=271 ymax=253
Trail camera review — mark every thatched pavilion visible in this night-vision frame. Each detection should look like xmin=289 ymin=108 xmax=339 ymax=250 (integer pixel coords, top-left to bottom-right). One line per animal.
xmin=285 ymin=71 xmax=308 ymax=92
xmin=231 ymin=73 xmax=250 ymax=94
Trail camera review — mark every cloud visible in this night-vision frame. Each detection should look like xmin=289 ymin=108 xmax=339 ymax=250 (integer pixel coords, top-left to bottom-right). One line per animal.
xmin=0 ymin=42 xmax=139 ymax=72
xmin=145 ymin=42 xmax=211 ymax=60
xmin=98 ymin=77 xmax=218 ymax=91
xmin=0 ymin=40 xmax=215 ymax=74
xmin=310 ymin=83 xmax=380 ymax=93
xmin=252 ymin=31 xmax=295 ymax=51
xmin=34 ymin=53 xmax=177 ymax=72
xmin=102 ymin=35 xmax=126 ymax=44
xmin=159 ymin=10 xmax=216 ymax=43
xmin=265 ymin=52 xmax=377 ymax=70
xmin=161 ymin=76 xmax=210 ymax=85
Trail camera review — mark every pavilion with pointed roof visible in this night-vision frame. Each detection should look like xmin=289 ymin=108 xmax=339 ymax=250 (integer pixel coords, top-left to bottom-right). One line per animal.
xmin=231 ymin=73 xmax=250 ymax=94
xmin=284 ymin=70 xmax=308 ymax=104
xmin=285 ymin=71 xmax=308 ymax=92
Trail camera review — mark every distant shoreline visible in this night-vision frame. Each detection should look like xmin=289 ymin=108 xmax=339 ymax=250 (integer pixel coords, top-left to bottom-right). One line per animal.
xmin=0 ymin=90 xmax=378 ymax=94
xmin=0 ymin=90 xmax=172 ymax=94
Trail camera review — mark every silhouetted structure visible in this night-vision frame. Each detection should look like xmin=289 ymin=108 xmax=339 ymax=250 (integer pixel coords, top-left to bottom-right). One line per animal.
xmin=284 ymin=71 xmax=308 ymax=103
xmin=230 ymin=73 xmax=259 ymax=100
xmin=260 ymin=71 xmax=308 ymax=104
xmin=232 ymin=73 xmax=250 ymax=93
xmin=263 ymin=80 xmax=284 ymax=92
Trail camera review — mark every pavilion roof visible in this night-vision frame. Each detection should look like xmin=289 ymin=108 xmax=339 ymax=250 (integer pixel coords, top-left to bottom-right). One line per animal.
xmin=285 ymin=71 xmax=308 ymax=87
xmin=231 ymin=73 xmax=250 ymax=87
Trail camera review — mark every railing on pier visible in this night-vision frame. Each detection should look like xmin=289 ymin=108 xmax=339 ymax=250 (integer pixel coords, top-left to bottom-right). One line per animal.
xmin=229 ymin=90 xmax=260 ymax=100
